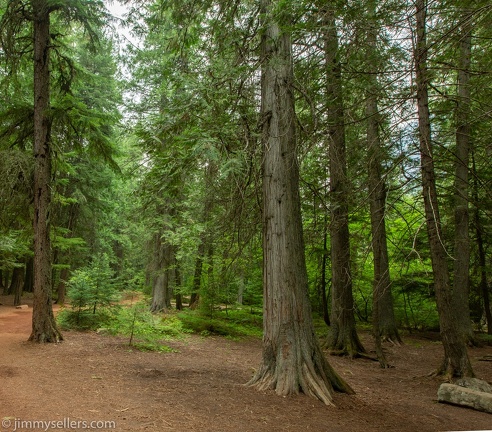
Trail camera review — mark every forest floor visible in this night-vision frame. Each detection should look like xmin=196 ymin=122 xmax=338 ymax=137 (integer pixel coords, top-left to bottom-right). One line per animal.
xmin=0 ymin=296 xmax=491 ymax=432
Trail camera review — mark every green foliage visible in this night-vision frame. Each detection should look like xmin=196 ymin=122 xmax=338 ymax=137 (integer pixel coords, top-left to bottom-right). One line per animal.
xmin=110 ymin=302 xmax=188 ymax=339
xmin=57 ymin=306 xmax=115 ymax=331
xmin=63 ymin=253 xmax=119 ymax=327
xmin=178 ymin=308 xmax=262 ymax=338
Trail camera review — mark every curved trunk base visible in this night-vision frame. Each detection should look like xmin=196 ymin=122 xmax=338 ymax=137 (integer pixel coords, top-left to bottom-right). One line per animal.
xmin=327 ymin=326 xmax=367 ymax=359
xmin=29 ymin=316 xmax=63 ymax=343
xmin=248 ymin=345 xmax=353 ymax=405
xmin=380 ymin=325 xmax=403 ymax=346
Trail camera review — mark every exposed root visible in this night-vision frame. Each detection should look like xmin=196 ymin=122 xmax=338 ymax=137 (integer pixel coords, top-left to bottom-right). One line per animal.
xmin=248 ymin=346 xmax=354 ymax=406
xmin=328 ymin=349 xmax=378 ymax=362
xmin=382 ymin=336 xmax=403 ymax=347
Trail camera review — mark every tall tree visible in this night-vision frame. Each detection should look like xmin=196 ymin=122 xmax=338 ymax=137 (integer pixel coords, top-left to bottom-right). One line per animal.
xmin=30 ymin=0 xmax=62 ymax=342
xmin=414 ymin=0 xmax=473 ymax=377
xmin=322 ymin=3 xmax=365 ymax=357
xmin=452 ymin=3 xmax=474 ymax=345
xmin=248 ymin=0 xmax=352 ymax=404
xmin=364 ymin=0 xmax=401 ymax=354
xmin=1 ymin=0 xmax=114 ymax=342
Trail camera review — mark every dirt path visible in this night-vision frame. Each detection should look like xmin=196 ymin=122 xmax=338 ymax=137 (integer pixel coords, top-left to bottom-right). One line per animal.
xmin=0 ymin=300 xmax=491 ymax=432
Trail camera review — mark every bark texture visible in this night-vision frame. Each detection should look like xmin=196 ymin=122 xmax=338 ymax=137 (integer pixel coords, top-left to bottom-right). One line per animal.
xmin=414 ymin=0 xmax=471 ymax=377
xmin=29 ymin=0 xmax=62 ymax=343
xmin=248 ymin=0 xmax=353 ymax=405
xmin=323 ymin=5 xmax=365 ymax=357
xmin=452 ymin=8 xmax=474 ymax=345
xmin=365 ymin=0 xmax=401 ymax=352
xmin=149 ymin=231 xmax=173 ymax=313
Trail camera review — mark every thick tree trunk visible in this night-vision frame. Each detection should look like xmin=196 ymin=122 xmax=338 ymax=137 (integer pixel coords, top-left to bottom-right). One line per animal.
xmin=365 ymin=1 xmax=401 ymax=351
xmin=149 ymin=232 xmax=173 ymax=313
xmin=414 ymin=0 xmax=471 ymax=377
xmin=323 ymin=5 xmax=365 ymax=357
xmin=248 ymin=0 xmax=353 ymax=405
xmin=29 ymin=0 xmax=62 ymax=343
xmin=452 ymin=9 xmax=474 ymax=345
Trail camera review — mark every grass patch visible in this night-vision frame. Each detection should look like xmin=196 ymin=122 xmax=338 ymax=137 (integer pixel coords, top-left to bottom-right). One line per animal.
xmin=178 ymin=307 xmax=262 ymax=338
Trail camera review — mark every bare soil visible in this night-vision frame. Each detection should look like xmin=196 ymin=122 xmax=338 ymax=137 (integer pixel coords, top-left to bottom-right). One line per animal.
xmin=0 ymin=295 xmax=491 ymax=432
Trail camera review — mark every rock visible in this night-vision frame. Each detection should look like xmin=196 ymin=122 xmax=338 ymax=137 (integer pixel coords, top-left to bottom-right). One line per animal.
xmin=455 ymin=377 xmax=492 ymax=394
xmin=15 ymin=305 xmax=29 ymax=309
xmin=438 ymin=381 xmax=492 ymax=414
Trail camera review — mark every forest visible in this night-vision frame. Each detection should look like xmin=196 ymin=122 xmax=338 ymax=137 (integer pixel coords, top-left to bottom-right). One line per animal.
xmin=1 ymin=0 xmax=492 ymax=424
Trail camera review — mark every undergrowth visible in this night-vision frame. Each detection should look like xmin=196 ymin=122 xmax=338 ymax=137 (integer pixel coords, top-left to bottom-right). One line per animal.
xmin=58 ymin=301 xmax=263 ymax=351
xmin=178 ymin=307 xmax=262 ymax=338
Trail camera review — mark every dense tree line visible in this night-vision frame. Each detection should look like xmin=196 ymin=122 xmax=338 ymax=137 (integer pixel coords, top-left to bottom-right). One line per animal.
xmin=0 ymin=0 xmax=492 ymax=403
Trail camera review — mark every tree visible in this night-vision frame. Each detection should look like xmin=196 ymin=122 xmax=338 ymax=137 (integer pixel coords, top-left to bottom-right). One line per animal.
xmin=452 ymin=2 xmax=474 ymax=345
xmin=321 ymin=3 xmax=365 ymax=357
xmin=248 ymin=0 xmax=352 ymax=405
xmin=0 ymin=0 xmax=116 ymax=342
xmin=364 ymin=0 xmax=401 ymax=357
xmin=30 ymin=0 xmax=62 ymax=342
xmin=414 ymin=0 xmax=473 ymax=377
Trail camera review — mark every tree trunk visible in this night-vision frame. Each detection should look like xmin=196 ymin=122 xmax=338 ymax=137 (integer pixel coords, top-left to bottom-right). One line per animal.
xmin=189 ymin=242 xmax=204 ymax=309
xmin=472 ymin=153 xmax=492 ymax=335
xmin=323 ymin=4 xmax=365 ymax=357
xmin=237 ymin=268 xmax=245 ymax=306
xmin=248 ymin=0 xmax=353 ymax=405
xmin=2 ymin=270 xmax=10 ymax=295
xmin=149 ymin=232 xmax=173 ymax=313
xmin=414 ymin=0 xmax=472 ymax=377
xmin=175 ymin=259 xmax=183 ymax=311
xmin=365 ymin=0 xmax=401 ymax=351
xmin=320 ymin=219 xmax=330 ymax=326
xmin=189 ymin=165 xmax=216 ymax=310
xmin=29 ymin=0 xmax=62 ymax=343
xmin=10 ymin=266 xmax=24 ymax=306
xmin=452 ymin=7 xmax=474 ymax=345
xmin=23 ymin=257 xmax=34 ymax=294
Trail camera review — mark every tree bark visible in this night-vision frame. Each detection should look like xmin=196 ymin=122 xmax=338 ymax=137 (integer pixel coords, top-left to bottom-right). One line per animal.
xmin=10 ymin=266 xmax=24 ymax=306
xmin=320 ymin=218 xmax=330 ymax=326
xmin=452 ymin=7 xmax=474 ymax=345
xmin=322 ymin=4 xmax=365 ymax=357
xmin=414 ymin=0 xmax=472 ymax=377
xmin=175 ymin=259 xmax=183 ymax=311
xmin=189 ymin=242 xmax=204 ymax=309
xmin=29 ymin=0 xmax=62 ymax=343
xmin=23 ymin=257 xmax=34 ymax=294
xmin=149 ymin=232 xmax=173 ymax=313
xmin=248 ymin=0 xmax=353 ymax=405
xmin=365 ymin=0 xmax=401 ymax=352
xmin=472 ymin=153 xmax=492 ymax=334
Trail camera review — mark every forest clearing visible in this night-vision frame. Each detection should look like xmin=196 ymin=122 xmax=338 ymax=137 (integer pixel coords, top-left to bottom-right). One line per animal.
xmin=0 ymin=296 xmax=491 ymax=432
xmin=2 ymin=0 xmax=492 ymax=429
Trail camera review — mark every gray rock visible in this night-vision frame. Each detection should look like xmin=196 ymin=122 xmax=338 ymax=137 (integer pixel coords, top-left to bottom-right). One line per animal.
xmin=455 ymin=377 xmax=492 ymax=394
xmin=438 ymin=382 xmax=492 ymax=414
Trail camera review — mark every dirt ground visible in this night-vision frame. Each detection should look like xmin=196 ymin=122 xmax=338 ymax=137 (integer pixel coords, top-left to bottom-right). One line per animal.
xmin=0 ymin=296 xmax=491 ymax=432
